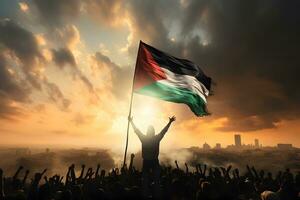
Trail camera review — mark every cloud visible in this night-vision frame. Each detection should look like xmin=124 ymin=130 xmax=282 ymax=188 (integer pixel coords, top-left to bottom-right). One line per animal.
xmin=51 ymin=47 xmax=94 ymax=93
xmin=32 ymin=0 xmax=81 ymax=27
xmin=52 ymin=47 xmax=76 ymax=68
xmin=46 ymin=24 xmax=94 ymax=94
xmin=78 ymin=73 xmax=94 ymax=94
xmin=51 ymin=24 xmax=80 ymax=49
xmin=0 ymin=19 xmax=44 ymax=89
xmin=83 ymin=0 xmax=124 ymax=26
xmin=93 ymin=51 xmax=132 ymax=98
xmin=0 ymin=44 xmax=30 ymax=120
xmin=124 ymin=0 xmax=187 ymax=57
xmin=177 ymin=0 xmax=300 ymax=131
xmin=0 ymin=19 xmax=94 ymax=115
xmin=106 ymin=0 xmax=300 ymax=132
xmin=32 ymin=0 xmax=125 ymax=27
xmin=43 ymin=79 xmax=71 ymax=111
xmin=82 ymin=0 xmax=300 ymax=132
xmin=19 ymin=2 xmax=29 ymax=13
xmin=0 ymin=53 xmax=30 ymax=102
xmin=0 ymin=97 xmax=24 ymax=120
xmin=0 ymin=19 xmax=72 ymax=114
xmin=71 ymin=112 xmax=95 ymax=126
xmin=3 ymin=0 xmax=300 ymax=133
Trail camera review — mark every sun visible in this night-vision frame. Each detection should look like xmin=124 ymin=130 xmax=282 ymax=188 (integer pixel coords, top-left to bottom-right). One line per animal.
xmin=140 ymin=105 xmax=155 ymax=118
xmin=131 ymin=95 xmax=160 ymax=127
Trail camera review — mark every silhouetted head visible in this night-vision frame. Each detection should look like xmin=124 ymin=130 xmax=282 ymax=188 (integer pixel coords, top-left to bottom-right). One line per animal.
xmin=146 ymin=125 xmax=155 ymax=137
xmin=286 ymin=168 xmax=290 ymax=172
xmin=267 ymin=172 xmax=272 ymax=178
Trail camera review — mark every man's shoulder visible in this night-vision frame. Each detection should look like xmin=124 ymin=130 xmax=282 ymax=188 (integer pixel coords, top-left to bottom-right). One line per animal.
xmin=153 ymin=135 xmax=162 ymax=142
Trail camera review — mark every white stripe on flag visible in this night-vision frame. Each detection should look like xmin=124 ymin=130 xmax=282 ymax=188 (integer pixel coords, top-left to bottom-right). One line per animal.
xmin=158 ymin=68 xmax=209 ymax=103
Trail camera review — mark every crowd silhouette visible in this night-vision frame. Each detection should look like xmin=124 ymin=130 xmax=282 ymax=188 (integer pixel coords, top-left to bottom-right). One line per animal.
xmin=0 ymin=157 xmax=299 ymax=200
xmin=1 ymin=116 xmax=300 ymax=199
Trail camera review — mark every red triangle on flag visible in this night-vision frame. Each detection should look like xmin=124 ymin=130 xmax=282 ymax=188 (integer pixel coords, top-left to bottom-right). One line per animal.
xmin=133 ymin=43 xmax=167 ymax=91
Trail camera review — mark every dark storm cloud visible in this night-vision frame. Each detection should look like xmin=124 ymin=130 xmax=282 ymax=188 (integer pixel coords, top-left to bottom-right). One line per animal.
xmin=126 ymin=0 xmax=183 ymax=56
xmin=179 ymin=0 xmax=300 ymax=131
xmin=52 ymin=48 xmax=76 ymax=68
xmin=0 ymin=55 xmax=27 ymax=119
xmin=33 ymin=0 xmax=81 ymax=27
xmin=0 ymin=54 xmax=29 ymax=102
xmin=180 ymin=0 xmax=209 ymax=36
xmin=0 ymin=19 xmax=43 ymax=89
xmin=93 ymin=52 xmax=132 ymax=98
xmin=0 ymin=20 xmax=32 ymax=120
xmin=32 ymin=0 xmax=123 ymax=27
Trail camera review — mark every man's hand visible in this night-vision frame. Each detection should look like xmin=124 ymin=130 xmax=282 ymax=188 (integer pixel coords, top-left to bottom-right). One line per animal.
xmin=169 ymin=116 xmax=176 ymax=123
xmin=128 ymin=116 xmax=133 ymax=122
xmin=130 ymin=153 xmax=135 ymax=159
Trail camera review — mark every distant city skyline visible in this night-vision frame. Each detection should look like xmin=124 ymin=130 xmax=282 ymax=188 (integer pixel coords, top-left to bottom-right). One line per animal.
xmin=201 ymin=134 xmax=294 ymax=150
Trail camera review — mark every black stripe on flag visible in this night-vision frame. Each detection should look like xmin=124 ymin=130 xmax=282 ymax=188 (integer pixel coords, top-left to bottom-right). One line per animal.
xmin=142 ymin=41 xmax=211 ymax=91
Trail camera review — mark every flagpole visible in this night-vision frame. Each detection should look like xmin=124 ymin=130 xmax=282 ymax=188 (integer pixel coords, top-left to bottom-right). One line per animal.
xmin=123 ymin=41 xmax=141 ymax=167
xmin=123 ymin=88 xmax=134 ymax=167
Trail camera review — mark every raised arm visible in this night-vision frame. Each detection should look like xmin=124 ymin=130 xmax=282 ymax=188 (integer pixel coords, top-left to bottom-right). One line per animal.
xmin=0 ymin=168 xmax=4 ymax=200
xmin=128 ymin=116 xmax=144 ymax=141
xmin=78 ymin=164 xmax=85 ymax=181
xmin=129 ymin=153 xmax=135 ymax=172
xmin=22 ymin=170 xmax=30 ymax=186
xmin=13 ymin=166 xmax=23 ymax=181
xmin=157 ymin=116 xmax=176 ymax=140
xmin=95 ymin=164 xmax=100 ymax=179
xmin=27 ymin=169 xmax=47 ymax=200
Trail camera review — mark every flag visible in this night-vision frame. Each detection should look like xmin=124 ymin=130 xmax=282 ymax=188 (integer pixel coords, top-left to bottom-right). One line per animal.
xmin=133 ymin=41 xmax=212 ymax=116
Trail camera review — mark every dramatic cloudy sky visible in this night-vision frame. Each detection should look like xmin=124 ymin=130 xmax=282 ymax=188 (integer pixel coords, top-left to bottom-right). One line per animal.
xmin=0 ymin=0 xmax=300 ymax=152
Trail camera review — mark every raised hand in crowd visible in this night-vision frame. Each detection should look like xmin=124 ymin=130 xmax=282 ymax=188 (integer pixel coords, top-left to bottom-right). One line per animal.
xmin=0 ymin=161 xmax=298 ymax=200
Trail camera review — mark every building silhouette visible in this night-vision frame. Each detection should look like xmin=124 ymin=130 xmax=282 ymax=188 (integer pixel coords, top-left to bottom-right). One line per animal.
xmin=215 ymin=143 xmax=221 ymax=149
xmin=234 ymin=134 xmax=241 ymax=147
xmin=254 ymin=139 xmax=259 ymax=148
xmin=277 ymin=143 xmax=293 ymax=150
xmin=203 ymin=142 xmax=211 ymax=150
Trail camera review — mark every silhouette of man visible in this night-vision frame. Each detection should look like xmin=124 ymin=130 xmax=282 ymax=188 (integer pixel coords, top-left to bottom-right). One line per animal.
xmin=129 ymin=116 xmax=176 ymax=197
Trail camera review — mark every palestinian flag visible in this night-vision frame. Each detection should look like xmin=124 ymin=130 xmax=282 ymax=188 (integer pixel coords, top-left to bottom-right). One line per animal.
xmin=133 ymin=41 xmax=212 ymax=116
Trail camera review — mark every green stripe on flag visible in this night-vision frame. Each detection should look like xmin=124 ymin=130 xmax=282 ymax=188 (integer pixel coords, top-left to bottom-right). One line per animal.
xmin=135 ymin=82 xmax=208 ymax=116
